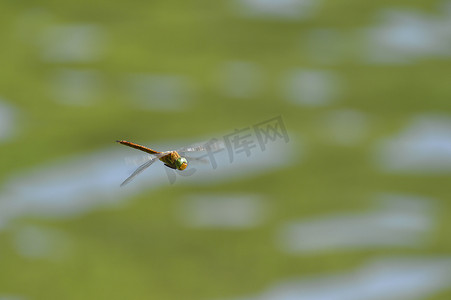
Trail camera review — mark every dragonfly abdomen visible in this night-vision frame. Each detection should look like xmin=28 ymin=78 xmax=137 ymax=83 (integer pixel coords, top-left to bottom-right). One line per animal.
xmin=117 ymin=140 xmax=161 ymax=155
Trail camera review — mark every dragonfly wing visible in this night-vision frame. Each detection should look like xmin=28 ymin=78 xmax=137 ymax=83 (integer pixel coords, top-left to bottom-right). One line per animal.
xmin=177 ymin=145 xmax=207 ymax=153
xmin=120 ymin=157 xmax=158 ymax=187
xmin=185 ymin=155 xmax=209 ymax=164
xmin=177 ymin=140 xmax=224 ymax=153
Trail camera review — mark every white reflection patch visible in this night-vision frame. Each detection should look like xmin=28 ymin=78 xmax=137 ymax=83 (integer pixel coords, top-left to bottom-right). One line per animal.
xmin=220 ymin=257 xmax=451 ymax=300
xmin=363 ymin=9 xmax=451 ymax=63
xmin=276 ymin=194 xmax=435 ymax=253
xmin=233 ymin=0 xmax=320 ymax=20
xmin=283 ymin=69 xmax=341 ymax=107
xmin=39 ymin=24 xmax=107 ymax=62
xmin=0 ymin=137 xmax=295 ymax=230
xmin=178 ymin=194 xmax=267 ymax=228
xmin=14 ymin=226 xmax=71 ymax=260
xmin=51 ymin=69 xmax=103 ymax=105
xmin=374 ymin=114 xmax=451 ymax=173
xmin=0 ymin=149 xmax=130 ymax=230
xmin=125 ymin=74 xmax=192 ymax=111
xmin=0 ymin=99 xmax=17 ymax=142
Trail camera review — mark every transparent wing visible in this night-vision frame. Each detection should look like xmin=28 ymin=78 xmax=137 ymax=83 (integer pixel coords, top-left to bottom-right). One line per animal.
xmin=185 ymin=155 xmax=210 ymax=164
xmin=124 ymin=152 xmax=167 ymax=167
xmin=120 ymin=156 xmax=159 ymax=187
xmin=177 ymin=140 xmax=224 ymax=153
xmin=124 ymin=154 xmax=153 ymax=167
xmin=177 ymin=145 xmax=208 ymax=153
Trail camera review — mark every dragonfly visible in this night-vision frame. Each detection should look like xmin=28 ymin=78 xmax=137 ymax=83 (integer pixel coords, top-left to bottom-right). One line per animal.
xmin=117 ymin=140 xmax=219 ymax=186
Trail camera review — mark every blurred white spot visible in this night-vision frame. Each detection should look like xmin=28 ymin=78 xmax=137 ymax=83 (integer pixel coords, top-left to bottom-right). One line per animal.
xmin=0 ymin=150 xmax=130 ymax=230
xmin=39 ymin=24 xmax=107 ymax=62
xmin=178 ymin=194 xmax=267 ymax=228
xmin=374 ymin=114 xmax=451 ymax=173
xmin=14 ymin=226 xmax=70 ymax=260
xmin=221 ymin=257 xmax=451 ymax=300
xmin=283 ymin=69 xmax=341 ymax=106
xmin=363 ymin=9 xmax=451 ymax=63
xmin=171 ymin=131 xmax=296 ymax=185
xmin=125 ymin=74 xmax=192 ymax=111
xmin=276 ymin=194 xmax=435 ymax=253
xmin=377 ymin=193 xmax=435 ymax=215
xmin=233 ymin=0 xmax=320 ymax=20
xmin=51 ymin=69 xmax=103 ymax=106
xmin=0 ymin=134 xmax=296 ymax=230
xmin=321 ymin=110 xmax=369 ymax=146
xmin=0 ymin=99 xmax=18 ymax=142
xmin=220 ymin=61 xmax=263 ymax=99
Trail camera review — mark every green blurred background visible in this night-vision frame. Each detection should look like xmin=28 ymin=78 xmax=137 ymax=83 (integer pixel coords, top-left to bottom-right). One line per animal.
xmin=1 ymin=0 xmax=451 ymax=299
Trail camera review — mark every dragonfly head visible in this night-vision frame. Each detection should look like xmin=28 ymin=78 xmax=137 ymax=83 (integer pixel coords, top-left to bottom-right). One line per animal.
xmin=175 ymin=157 xmax=188 ymax=170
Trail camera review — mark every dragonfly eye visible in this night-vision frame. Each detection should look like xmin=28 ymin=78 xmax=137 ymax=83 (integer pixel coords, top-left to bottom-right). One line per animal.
xmin=176 ymin=157 xmax=188 ymax=170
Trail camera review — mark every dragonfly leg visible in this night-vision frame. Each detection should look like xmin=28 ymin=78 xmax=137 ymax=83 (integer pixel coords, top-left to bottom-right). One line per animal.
xmin=164 ymin=163 xmax=176 ymax=170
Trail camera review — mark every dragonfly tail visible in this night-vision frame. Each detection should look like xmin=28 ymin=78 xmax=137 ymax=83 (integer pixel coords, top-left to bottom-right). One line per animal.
xmin=117 ymin=140 xmax=161 ymax=155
